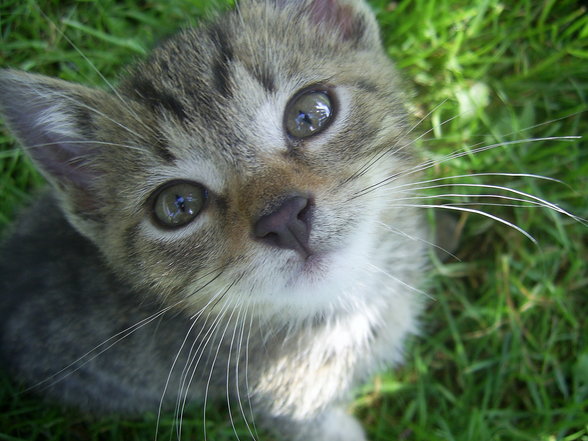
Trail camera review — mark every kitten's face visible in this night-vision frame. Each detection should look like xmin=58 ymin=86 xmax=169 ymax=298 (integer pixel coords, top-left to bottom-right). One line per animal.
xmin=0 ymin=0 xmax=421 ymax=317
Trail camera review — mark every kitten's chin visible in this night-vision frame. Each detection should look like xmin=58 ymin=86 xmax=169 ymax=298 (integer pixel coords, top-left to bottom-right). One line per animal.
xmin=254 ymin=248 xmax=369 ymax=316
xmin=294 ymin=252 xmax=331 ymax=283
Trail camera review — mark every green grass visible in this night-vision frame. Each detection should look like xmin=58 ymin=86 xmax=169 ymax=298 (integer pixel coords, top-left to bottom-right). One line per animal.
xmin=1 ymin=0 xmax=587 ymax=440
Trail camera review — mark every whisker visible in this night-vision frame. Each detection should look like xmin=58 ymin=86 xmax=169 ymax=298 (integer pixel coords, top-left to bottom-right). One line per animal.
xmin=173 ymin=295 xmax=231 ymax=440
xmin=374 ymin=220 xmax=461 ymax=262
xmin=244 ymin=305 xmax=261 ymax=440
xmin=234 ymin=302 xmax=259 ymax=440
xmin=158 ymin=314 xmax=204 ymax=441
xmin=200 ymin=275 xmax=244 ymax=441
xmin=364 ymin=262 xmax=434 ymax=300
xmin=26 ymin=300 xmax=183 ymax=394
xmin=349 ymin=136 xmax=581 ymax=201
xmin=342 ymin=109 xmax=458 ymax=186
xmin=426 ymin=202 xmax=555 ymax=209
xmin=154 ymin=266 xmax=228 ymax=441
xmin=390 ymin=203 xmax=538 ymax=243
xmin=226 ymin=296 xmax=248 ymax=441
xmin=387 ymin=184 xmax=584 ymax=223
xmin=24 ymin=140 xmax=146 ymax=153
xmin=47 ymin=90 xmax=151 ymax=143
xmin=36 ymin=6 xmax=155 ymax=138
xmin=389 ymin=192 xmax=565 ymax=212
xmin=392 ymin=172 xmax=566 ymax=189
xmin=343 ymin=108 xmax=583 ymax=190
xmin=174 ymin=274 xmax=244 ymax=440
xmin=473 ymin=111 xmax=587 ymax=142
xmin=406 ymin=136 xmax=582 ymax=178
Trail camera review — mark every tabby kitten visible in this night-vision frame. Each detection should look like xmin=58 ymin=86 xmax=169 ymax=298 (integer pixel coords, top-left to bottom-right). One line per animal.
xmin=0 ymin=0 xmax=427 ymax=440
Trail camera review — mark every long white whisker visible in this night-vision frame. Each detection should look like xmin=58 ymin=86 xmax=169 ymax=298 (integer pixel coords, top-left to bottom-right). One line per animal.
xmin=165 ymin=264 xmax=234 ymax=438
xmin=174 ymin=295 xmax=231 ymax=440
xmin=387 ymin=183 xmax=582 ymax=222
xmin=36 ymin=6 xmax=154 ymax=136
xmin=374 ymin=220 xmax=461 ymax=262
xmin=450 ymin=138 xmax=573 ymax=183
xmin=408 ymin=136 xmax=582 ymax=177
xmin=159 ymin=316 xmax=204 ymax=441
xmin=350 ymin=136 xmax=581 ymax=201
xmin=390 ymin=172 xmax=566 ymax=190
xmin=200 ymin=277 xmax=244 ymax=441
xmin=52 ymin=91 xmax=150 ymax=142
xmin=342 ymin=107 xmax=457 ymax=186
xmin=226 ymin=296 xmax=247 ymax=441
xmin=391 ymin=203 xmax=538 ymax=243
xmin=244 ymin=305 xmax=260 ymax=440
xmin=365 ymin=262 xmax=434 ymax=300
xmin=425 ymin=202 xmax=557 ymax=209
xmin=175 ymin=275 xmax=244 ymax=440
xmin=390 ymin=193 xmax=565 ymax=211
xmin=234 ymin=302 xmax=258 ymax=440
xmin=25 ymin=140 xmax=146 ymax=153
xmin=27 ymin=299 xmax=184 ymax=394
xmin=154 ymin=267 xmax=228 ymax=441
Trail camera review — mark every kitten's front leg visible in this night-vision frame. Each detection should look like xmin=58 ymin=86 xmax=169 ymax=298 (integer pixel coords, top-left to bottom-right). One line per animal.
xmin=262 ymin=406 xmax=367 ymax=441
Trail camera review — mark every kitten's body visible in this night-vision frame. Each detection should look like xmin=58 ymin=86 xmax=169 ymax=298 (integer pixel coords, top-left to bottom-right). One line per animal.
xmin=0 ymin=1 xmax=426 ymax=439
xmin=0 ymin=194 xmax=422 ymax=421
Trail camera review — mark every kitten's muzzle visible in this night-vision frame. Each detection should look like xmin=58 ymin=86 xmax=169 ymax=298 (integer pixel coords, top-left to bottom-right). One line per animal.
xmin=253 ymin=195 xmax=313 ymax=259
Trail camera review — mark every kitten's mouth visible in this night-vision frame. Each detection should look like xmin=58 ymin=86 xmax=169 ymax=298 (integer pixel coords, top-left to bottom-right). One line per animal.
xmin=290 ymin=251 xmax=330 ymax=283
xmin=291 ymin=237 xmax=314 ymax=261
xmin=303 ymin=252 xmax=324 ymax=271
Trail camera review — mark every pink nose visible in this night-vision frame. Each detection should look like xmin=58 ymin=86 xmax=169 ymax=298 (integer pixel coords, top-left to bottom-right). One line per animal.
xmin=253 ymin=196 xmax=313 ymax=258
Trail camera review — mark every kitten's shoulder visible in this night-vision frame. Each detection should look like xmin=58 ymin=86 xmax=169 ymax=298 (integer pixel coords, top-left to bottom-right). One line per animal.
xmin=0 ymin=191 xmax=95 ymax=278
xmin=0 ymin=191 xmax=106 ymax=336
xmin=0 ymin=193 xmax=174 ymax=412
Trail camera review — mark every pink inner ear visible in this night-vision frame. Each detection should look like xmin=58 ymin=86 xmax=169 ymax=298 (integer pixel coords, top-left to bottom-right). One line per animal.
xmin=5 ymin=99 xmax=101 ymax=191
xmin=308 ymin=0 xmax=357 ymax=41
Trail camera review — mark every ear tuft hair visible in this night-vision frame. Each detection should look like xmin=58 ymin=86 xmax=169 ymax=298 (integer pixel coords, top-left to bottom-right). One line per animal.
xmin=307 ymin=0 xmax=361 ymax=41
xmin=269 ymin=0 xmax=379 ymax=46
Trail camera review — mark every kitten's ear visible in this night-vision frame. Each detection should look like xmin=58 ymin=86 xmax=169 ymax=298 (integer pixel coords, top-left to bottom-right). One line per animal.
xmin=293 ymin=0 xmax=381 ymax=46
xmin=0 ymin=70 xmax=113 ymax=236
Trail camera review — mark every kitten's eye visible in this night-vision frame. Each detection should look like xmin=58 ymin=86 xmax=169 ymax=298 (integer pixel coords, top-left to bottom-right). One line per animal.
xmin=152 ymin=181 xmax=207 ymax=228
xmin=284 ymin=90 xmax=333 ymax=139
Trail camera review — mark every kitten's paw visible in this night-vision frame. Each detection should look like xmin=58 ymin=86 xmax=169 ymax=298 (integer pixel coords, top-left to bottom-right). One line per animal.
xmin=283 ymin=407 xmax=367 ymax=441
xmin=312 ymin=407 xmax=367 ymax=441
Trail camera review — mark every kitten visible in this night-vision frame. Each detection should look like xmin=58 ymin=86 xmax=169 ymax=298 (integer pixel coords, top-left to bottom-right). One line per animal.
xmin=0 ymin=0 xmax=429 ymax=439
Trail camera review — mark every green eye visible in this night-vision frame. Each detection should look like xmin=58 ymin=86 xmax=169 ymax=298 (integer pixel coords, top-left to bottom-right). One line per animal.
xmin=284 ymin=90 xmax=334 ymax=139
xmin=152 ymin=181 xmax=207 ymax=228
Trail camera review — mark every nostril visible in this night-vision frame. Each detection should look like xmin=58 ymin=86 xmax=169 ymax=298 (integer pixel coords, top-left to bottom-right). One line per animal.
xmin=259 ymin=231 xmax=280 ymax=248
xmin=253 ymin=195 xmax=313 ymax=257
xmin=297 ymin=198 xmax=312 ymax=223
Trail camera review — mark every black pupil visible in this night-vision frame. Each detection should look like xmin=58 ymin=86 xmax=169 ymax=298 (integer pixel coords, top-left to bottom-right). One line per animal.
xmin=168 ymin=193 xmax=196 ymax=222
xmin=175 ymin=195 xmax=187 ymax=211
xmin=296 ymin=112 xmax=314 ymax=126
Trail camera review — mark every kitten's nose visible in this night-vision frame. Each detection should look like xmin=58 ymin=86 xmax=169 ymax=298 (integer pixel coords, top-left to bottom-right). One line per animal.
xmin=253 ymin=195 xmax=313 ymax=258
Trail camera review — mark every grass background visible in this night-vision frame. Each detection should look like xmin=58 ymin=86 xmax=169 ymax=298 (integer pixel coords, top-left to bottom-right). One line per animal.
xmin=0 ymin=0 xmax=587 ymax=440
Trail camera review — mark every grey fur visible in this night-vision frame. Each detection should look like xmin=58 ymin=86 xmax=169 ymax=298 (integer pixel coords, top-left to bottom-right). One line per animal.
xmin=0 ymin=1 xmax=427 ymax=440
